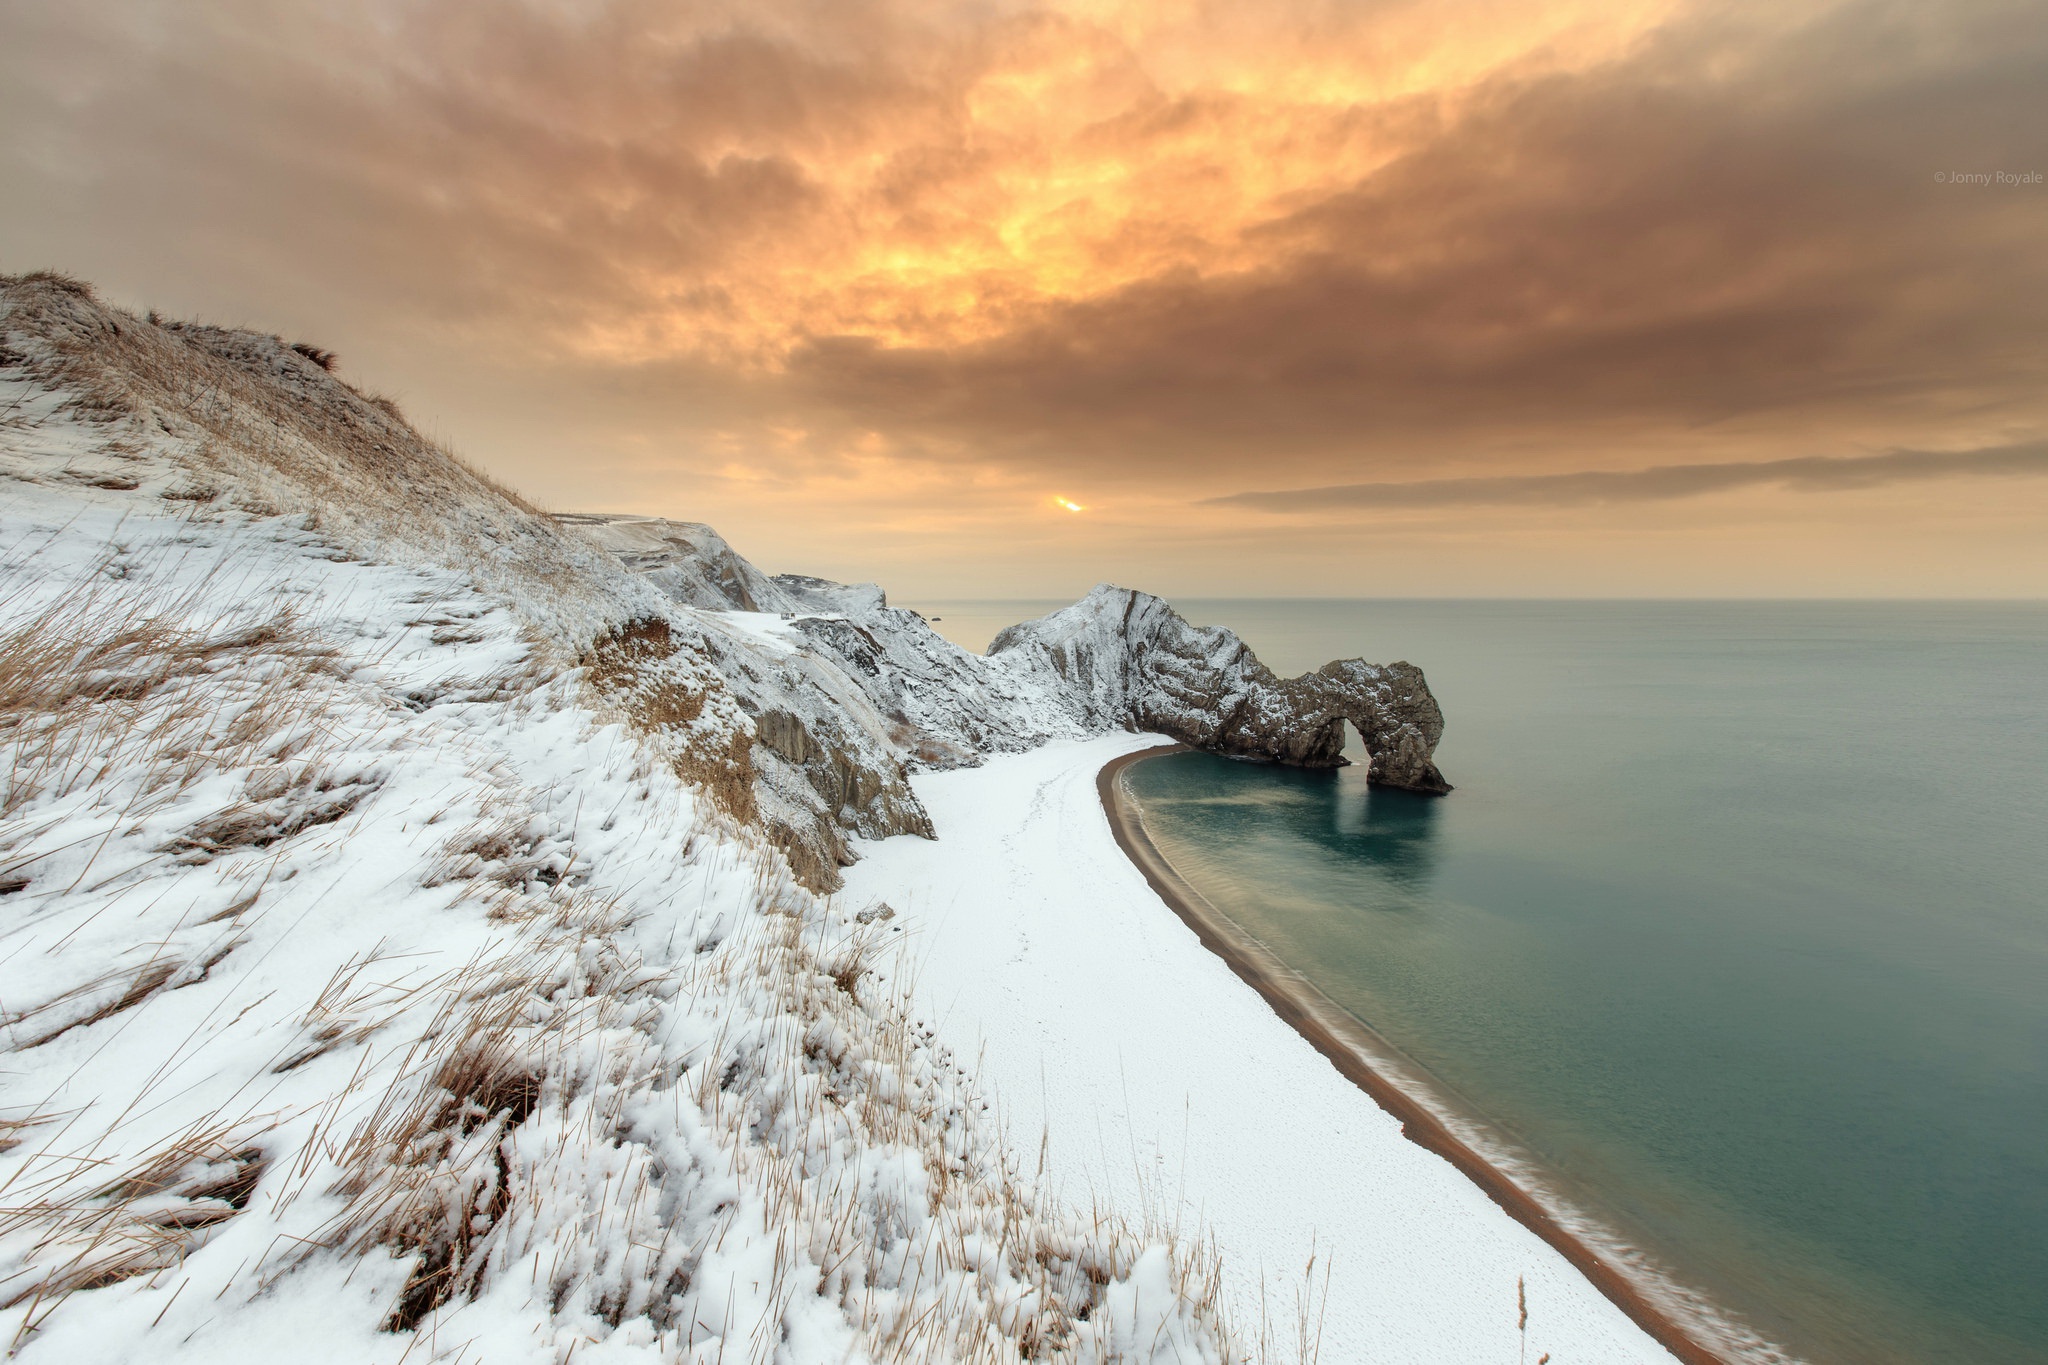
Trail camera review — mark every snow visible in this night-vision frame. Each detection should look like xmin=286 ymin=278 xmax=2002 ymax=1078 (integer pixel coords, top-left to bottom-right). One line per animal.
xmin=843 ymin=735 xmax=1680 ymax=1365
xmin=573 ymin=520 xmax=1452 ymax=791
xmin=706 ymin=609 xmax=807 ymax=652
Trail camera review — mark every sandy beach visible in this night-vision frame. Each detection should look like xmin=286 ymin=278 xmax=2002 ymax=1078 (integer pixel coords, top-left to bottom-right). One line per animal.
xmin=843 ymin=733 xmax=1687 ymax=1364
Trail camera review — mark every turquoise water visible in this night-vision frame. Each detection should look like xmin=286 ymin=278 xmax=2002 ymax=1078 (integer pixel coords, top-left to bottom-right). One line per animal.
xmin=909 ymin=600 xmax=2048 ymax=1365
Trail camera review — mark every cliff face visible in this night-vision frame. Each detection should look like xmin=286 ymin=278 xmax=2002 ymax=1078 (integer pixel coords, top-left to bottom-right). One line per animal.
xmin=1307 ymin=658 xmax=1451 ymax=791
xmin=568 ymin=516 xmax=1084 ymax=769
xmin=572 ymin=520 xmax=1453 ymax=795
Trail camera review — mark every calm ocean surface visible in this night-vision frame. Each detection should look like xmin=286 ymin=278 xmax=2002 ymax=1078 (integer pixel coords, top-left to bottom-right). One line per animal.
xmin=904 ymin=599 xmax=2048 ymax=1365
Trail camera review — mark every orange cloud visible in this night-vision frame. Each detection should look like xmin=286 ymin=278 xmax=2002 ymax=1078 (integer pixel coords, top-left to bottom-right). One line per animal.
xmin=470 ymin=0 xmax=1715 ymax=363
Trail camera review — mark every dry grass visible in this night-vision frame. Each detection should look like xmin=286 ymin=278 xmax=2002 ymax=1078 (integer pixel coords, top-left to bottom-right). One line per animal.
xmin=288 ymin=342 xmax=337 ymax=373
xmin=579 ymin=617 xmax=761 ymax=839
xmin=0 ymin=556 xmax=340 ymax=828
xmin=261 ymin=828 xmax=1249 ymax=1362
xmin=7 ymin=958 xmax=183 ymax=1051
xmin=0 ymin=1119 xmax=271 ymax=1345
xmin=288 ymin=884 xmax=657 ymax=1337
xmin=273 ymin=947 xmax=448 ymax=1075
xmin=0 ymin=565 xmax=361 ymax=1338
xmin=1 ymin=272 xmax=592 ymax=642
xmin=673 ymin=858 xmax=1238 ymax=1364
xmin=325 ymin=966 xmax=545 ymax=1331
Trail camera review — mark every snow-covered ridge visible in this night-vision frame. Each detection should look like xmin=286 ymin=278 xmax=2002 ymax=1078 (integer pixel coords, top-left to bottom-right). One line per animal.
xmin=567 ymin=516 xmax=1451 ymax=793
xmin=0 ymin=275 xmax=955 ymax=895
xmin=0 ymin=273 xmax=1239 ymax=1363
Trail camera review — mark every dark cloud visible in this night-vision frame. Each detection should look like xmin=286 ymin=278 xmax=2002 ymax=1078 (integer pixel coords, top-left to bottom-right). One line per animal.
xmin=1205 ymin=439 xmax=2048 ymax=511
xmin=0 ymin=0 xmax=960 ymax=348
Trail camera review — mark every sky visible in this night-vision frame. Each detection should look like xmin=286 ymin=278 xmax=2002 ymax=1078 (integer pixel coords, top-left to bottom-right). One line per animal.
xmin=4 ymin=0 xmax=2046 ymax=597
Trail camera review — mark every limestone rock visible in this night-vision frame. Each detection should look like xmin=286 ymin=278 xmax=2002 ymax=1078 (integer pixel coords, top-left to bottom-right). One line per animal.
xmin=990 ymin=586 xmax=1451 ymax=792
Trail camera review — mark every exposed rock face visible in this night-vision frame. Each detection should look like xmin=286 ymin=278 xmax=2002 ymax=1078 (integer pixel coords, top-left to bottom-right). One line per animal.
xmin=568 ymin=516 xmax=1086 ymax=767
xmin=990 ymin=586 xmax=1451 ymax=792
xmin=579 ymin=613 xmax=936 ymax=892
xmin=571 ymin=517 xmax=1452 ymax=794
xmin=554 ymin=514 xmax=802 ymax=613
xmin=1308 ymin=658 xmax=1450 ymax=791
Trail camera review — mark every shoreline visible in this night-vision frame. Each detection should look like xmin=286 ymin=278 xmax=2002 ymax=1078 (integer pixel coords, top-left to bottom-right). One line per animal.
xmin=1097 ymin=743 xmax=1727 ymax=1365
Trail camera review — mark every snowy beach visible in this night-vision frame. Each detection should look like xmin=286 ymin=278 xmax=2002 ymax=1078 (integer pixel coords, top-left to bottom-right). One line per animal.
xmin=845 ymin=735 xmax=1681 ymax=1365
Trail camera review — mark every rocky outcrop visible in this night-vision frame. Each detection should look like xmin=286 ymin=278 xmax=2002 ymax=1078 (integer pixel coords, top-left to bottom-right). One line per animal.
xmin=571 ymin=517 xmax=1452 ymax=794
xmin=579 ymin=613 xmax=937 ymax=892
xmin=556 ymin=515 xmax=804 ymax=613
xmin=1306 ymin=658 xmax=1450 ymax=792
xmin=990 ymin=587 xmax=1451 ymax=792
xmin=566 ymin=516 xmax=1090 ymax=764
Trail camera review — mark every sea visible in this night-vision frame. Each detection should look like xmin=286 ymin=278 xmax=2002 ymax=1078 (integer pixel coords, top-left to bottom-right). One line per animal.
xmin=900 ymin=598 xmax=2048 ymax=1365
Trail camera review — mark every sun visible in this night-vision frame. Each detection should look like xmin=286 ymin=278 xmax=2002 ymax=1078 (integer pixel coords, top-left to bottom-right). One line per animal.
xmin=1054 ymin=496 xmax=1086 ymax=513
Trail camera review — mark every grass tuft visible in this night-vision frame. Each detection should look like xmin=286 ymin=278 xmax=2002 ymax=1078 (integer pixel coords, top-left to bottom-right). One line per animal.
xmin=287 ymin=342 xmax=338 ymax=372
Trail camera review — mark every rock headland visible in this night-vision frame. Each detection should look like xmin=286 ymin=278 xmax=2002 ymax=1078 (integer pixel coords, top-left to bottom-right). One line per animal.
xmin=567 ymin=515 xmax=1453 ymax=810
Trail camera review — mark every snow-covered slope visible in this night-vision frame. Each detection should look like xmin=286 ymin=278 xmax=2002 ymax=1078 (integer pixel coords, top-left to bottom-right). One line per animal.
xmin=553 ymin=515 xmax=816 ymax=615
xmin=0 ymin=281 xmax=968 ymax=894
xmin=0 ymin=273 xmax=1234 ymax=1363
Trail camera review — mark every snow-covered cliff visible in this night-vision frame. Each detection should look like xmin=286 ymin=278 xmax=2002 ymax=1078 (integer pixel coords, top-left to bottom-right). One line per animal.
xmin=989 ymin=587 xmax=1450 ymax=791
xmin=570 ymin=520 xmax=1452 ymax=794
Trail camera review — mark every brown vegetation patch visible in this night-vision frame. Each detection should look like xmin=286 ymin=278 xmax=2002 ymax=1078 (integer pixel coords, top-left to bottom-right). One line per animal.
xmin=288 ymin=342 xmax=338 ymax=372
xmin=0 ymin=1124 xmax=270 ymax=1324
xmin=581 ymin=618 xmax=756 ymax=829
xmin=579 ymin=618 xmax=697 ymax=718
xmin=424 ymin=807 xmax=565 ymax=891
xmin=12 ymin=961 xmax=180 ymax=1051
xmin=161 ymin=775 xmax=375 ymax=863
xmin=319 ymin=972 xmax=550 ymax=1335
xmin=380 ymin=1034 xmax=542 ymax=1331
